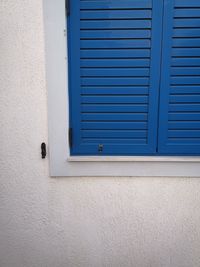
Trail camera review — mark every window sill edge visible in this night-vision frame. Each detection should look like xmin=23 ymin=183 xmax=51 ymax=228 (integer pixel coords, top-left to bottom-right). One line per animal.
xmin=67 ymin=156 xmax=200 ymax=163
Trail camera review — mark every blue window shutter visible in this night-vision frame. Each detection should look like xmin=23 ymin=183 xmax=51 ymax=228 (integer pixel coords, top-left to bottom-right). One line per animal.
xmin=68 ymin=0 xmax=163 ymax=155
xmin=158 ymin=0 xmax=200 ymax=155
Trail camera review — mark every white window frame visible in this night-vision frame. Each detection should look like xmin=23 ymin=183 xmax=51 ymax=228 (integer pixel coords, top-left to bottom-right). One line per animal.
xmin=43 ymin=0 xmax=200 ymax=177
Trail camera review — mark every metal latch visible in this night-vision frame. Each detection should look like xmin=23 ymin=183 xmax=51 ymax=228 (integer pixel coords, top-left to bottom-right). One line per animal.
xmin=98 ymin=144 xmax=103 ymax=152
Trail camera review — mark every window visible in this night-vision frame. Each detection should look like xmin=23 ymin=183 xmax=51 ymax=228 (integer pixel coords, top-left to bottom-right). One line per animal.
xmin=68 ymin=0 xmax=200 ymax=156
xmin=43 ymin=0 xmax=200 ymax=176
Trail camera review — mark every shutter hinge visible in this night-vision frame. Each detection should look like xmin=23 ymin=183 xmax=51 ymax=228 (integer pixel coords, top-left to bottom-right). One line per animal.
xmin=65 ymin=0 xmax=70 ymax=16
xmin=69 ymin=128 xmax=73 ymax=147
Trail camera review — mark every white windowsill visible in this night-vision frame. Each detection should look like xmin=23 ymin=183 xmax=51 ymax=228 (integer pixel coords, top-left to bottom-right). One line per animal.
xmin=68 ymin=156 xmax=200 ymax=162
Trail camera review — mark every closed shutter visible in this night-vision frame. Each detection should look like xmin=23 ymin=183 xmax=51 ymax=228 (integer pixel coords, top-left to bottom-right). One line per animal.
xmin=158 ymin=0 xmax=200 ymax=154
xmin=69 ymin=0 xmax=163 ymax=155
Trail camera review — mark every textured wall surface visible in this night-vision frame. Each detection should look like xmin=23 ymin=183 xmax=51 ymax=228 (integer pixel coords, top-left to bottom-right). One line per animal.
xmin=1 ymin=1 xmax=200 ymax=267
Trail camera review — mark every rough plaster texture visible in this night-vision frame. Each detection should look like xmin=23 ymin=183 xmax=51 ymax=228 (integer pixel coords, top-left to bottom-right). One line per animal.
xmin=1 ymin=1 xmax=200 ymax=267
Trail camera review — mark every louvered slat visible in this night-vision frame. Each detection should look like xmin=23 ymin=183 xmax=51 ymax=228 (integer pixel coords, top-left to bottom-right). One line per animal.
xmin=82 ymin=87 xmax=149 ymax=95
xmin=174 ymin=19 xmax=200 ymax=28
xmin=81 ymin=68 xmax=150 ymax=77
xmin=81 ymin=122 xmax=148 ymax=130
xmin=81 ymin=96 xmax=148 ymax=104
xmin=81 ymin=20 xmax=152 ymax=30
xmin=81 ymin=78 xmax=149 ymax=86
xmin=170 ymin=85 xmax=200 ymax=94
xmin=175 ymin=0 xmax=200 ymax=8
xmin=81 ymin=49 xmax=150 ymax=59
xmin=81 ymin=59 xmax=150 ymax=68
xmin=81 ymin=29 xmax=151 ymax=39
xmin=80 ymin=10 xmax=152 ymax=20
xmin=82 ymin=104 xmax=149 ymax=113
xmin=171 ymin=67 xmax=200 ymax=76
xmin=82 ymin=130 xmax=147 ymax=138
xmin=82 ymin=113 xmax=148 ymax=121
xmin=81 ymin=40 xmax=151 ymax=49
xmin=169 ymin=104 xmax=200 ymax=112
xmin=80 ymin=0 xmax=151 ymax=10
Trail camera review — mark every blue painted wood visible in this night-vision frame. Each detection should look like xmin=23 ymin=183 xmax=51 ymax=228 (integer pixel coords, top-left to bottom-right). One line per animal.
xmin=171 ymin=77 xmax=200 ymax=85
xmin=81 ymin=77 xmax=149 ymax=86
xmin=170 ymin=85 xmax=200 ymax=94
xmin=81 ymin=104 xmax=149 ymax=113
xmin=81 ymin=87 xmax=149 ymax=95
xmin=172 ymin=58 xmax=200 ymax=67
xmin=169 ymin=130 xmax=200 ymax=138
xmin=80 ymin=10 xmax=152 ymax=20
xmin=81 ymin=122 xmax=148 ymax=130
xmin=169 ymin=122 xmax=200 ymax=129
xmin=169 ymin=113 xmax=200 ymax=121
xmin=145 ymin=0 xmax=164 ymax=154
xmin=81 ymin=39 xmax=151 ymax=49
xmin=82 ymin=113 xmax=148 ymax=121
xmin=168 ymin=139 xmax=200 ymax=144
xmin=82 ymin=130 xmax=147 ymax=138
xmin=81 ymin=68 xmax=150 ymax=77
xmin=69 ymin=0 xmax=163 ymax=155
xmin=175 ymin=0 xmax=200 ymax=8
xmin=76 ymin=143 xmax=155 ymax=155
xmin=81 ymin=96 xmax=148 ymax=104
xmin=68 ymin=0 xmax=82 ymax=152
xmin=174 ymin=29 xmax=200 ymax=38
xmin=81 ymin=49 xmax=151 ymax=59
xmin=158 ymin=0 xmax=200 ymax=154
xmin=174 ymin=19 xmax=200 ymax=28
xmin=80 ymin=59 xmax=150 ymax=68
xmin=171 ymin=67 xmax=200 ymax=76
xmin=173 ymin=38 xmax=200 ymax=48
xmin=174 ymin=9 xmax=200 ymax=18
xmin=80 ymin=0 xmax=151 ymax=10
xmin=81 ymin=20 xmax=151 ymax=29
xmin=173 ymin=48 xmax=200 ymax=57
xmin=82 ymin=139 xmax=147 ymax=144
xmin=170 ymin=95 xmax=200 ymax=103
xmin=169 ymin=104 xmax=200 ymax=112
xmin=81 ymin=29 xmax=151 ymax=39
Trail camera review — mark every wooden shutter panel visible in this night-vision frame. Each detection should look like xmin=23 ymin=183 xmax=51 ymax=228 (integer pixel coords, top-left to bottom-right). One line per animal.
xmin=158 ymin=0 xmax=200 ymax=155
xmin=69 ymin=0 xmax=163 ymax=155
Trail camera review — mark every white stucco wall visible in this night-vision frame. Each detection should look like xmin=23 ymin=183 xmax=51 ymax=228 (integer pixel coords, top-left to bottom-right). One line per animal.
xmin=1 ymin=1 xmax=200 ymax=267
